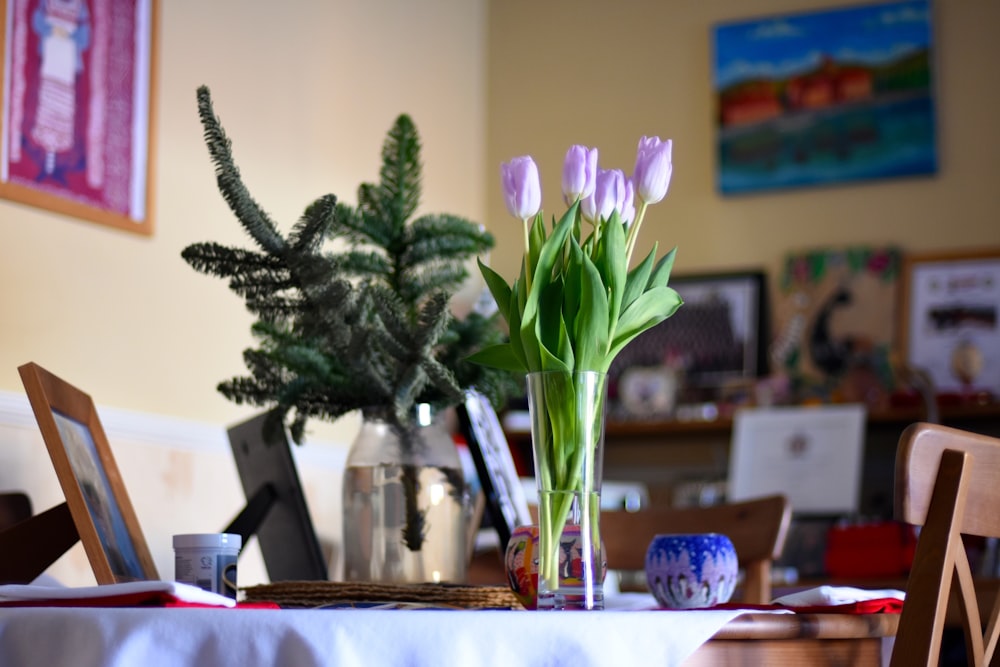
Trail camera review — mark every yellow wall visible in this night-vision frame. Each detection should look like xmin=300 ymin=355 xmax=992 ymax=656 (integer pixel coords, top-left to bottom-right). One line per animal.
xmin=3 ymin=0 xmax=996 ymax=447
xmin=0 ymin=0 xmax=487 ymax=444
xmin=1 ymin=0 xmax=999 ymax=585
xmin=485 ymin=0 xmax=1000 ymax=285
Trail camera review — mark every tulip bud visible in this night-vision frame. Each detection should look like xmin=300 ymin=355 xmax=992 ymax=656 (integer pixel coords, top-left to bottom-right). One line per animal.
xmin=562 ymin=145 xmax=598 ymax=206
xmin=583 ymin=168 xmax=628 ymax=224
xmin=633 ymin=136 xmax=673 ymax=205
xmin=501 ymin=156 xmax=542 ymax=220
xmin=621 ymin=180 xmax=636 ymax=226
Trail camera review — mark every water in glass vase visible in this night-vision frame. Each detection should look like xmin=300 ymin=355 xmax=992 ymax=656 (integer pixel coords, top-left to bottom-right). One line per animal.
xmin=535 ymin=489 xmax=604 ymax=610
xmin=342 ymin=461 xmax=468 ymax=583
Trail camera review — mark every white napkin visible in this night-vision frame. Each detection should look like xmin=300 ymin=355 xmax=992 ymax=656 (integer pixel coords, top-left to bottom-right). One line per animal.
xmin=0 ymin=580 xmax=236 ymax=608
xmin=772 ymin=585 xmax=905 ymax=607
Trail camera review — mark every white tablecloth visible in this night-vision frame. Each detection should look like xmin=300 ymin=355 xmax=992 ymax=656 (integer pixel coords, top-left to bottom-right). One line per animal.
xmin=0 ymin=605 xmax=749 ymax=667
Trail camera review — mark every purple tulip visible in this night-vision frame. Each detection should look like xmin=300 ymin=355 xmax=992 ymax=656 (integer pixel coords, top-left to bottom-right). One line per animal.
xmin=633 ymin=136 xmax=673 ymax=205
xmin=561 ymin=145 xmax=598 ymax=206
xmin=582 ymin=168 xmax=626 ymax=224
xmin=501 ymin=156 xmax=542 ymax=220
xmin=621 ymin=180 xmax=636 ymax=226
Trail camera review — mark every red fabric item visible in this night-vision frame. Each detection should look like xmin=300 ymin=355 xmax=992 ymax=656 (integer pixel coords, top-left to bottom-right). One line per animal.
xmin=0 ymin=592 xmax=280 ymax=609
xmin=825 ymin=521 xmax=917 ymax=578
xmin=708 ymin=597 xmax=904 ymax=614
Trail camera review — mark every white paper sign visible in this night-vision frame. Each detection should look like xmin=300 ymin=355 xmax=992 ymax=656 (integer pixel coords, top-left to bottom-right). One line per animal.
xmin=727 ymin=404 xmax=866 ymax=515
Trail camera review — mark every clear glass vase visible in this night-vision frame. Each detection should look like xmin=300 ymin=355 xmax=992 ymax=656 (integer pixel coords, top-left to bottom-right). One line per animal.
xmin=526 ymin=370 xmax=607 ymax=610
xmin=341 ymin=405 xmax=469 ymax=583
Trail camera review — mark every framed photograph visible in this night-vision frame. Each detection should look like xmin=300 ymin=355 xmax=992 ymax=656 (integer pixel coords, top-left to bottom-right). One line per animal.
xmin=899 ymin=248 xmax=1000 ymax=398
xmin=0 ymin=0 xmax=158 ymax=234
xmin=713 ymin=0 xmax=937 ymax=195
xmin=609 ymin=270 xmax=769 ymax=404
xmin=18 ymin=361 xmax=158 ymax=583
xmin=457 ymin=389 xmax=532 ymax=551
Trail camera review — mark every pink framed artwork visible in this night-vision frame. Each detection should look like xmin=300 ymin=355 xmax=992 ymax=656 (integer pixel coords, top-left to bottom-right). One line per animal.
xmin=0 ymin=0 xmax=157 ymax=235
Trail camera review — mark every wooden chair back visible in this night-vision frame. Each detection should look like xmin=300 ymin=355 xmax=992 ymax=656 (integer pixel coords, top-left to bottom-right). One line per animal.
xmin=891 ymin=422 xmax=1000 ymax=667
xmin=600 ymin=494 xmax=791 ymax=604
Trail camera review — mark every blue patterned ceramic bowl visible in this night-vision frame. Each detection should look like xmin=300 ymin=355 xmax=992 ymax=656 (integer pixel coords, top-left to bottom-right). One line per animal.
xmin=645 ymin=533 xmax=738 ymax=609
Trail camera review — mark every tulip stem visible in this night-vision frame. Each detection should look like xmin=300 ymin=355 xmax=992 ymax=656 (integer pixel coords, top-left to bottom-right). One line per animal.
xmin=625 ymin=200 xmax=648 ymax=266
xmin=522 ymin=216 xmax=533 ymax=292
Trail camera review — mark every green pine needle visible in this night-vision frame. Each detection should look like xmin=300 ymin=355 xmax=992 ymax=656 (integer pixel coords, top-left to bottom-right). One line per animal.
xmin=183 ymin=86 xmax=514 ymax=440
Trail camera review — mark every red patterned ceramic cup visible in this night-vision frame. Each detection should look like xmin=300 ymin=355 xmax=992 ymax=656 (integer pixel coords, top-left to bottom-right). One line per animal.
xmin=504 ymin=524 xmax=607 ymax=610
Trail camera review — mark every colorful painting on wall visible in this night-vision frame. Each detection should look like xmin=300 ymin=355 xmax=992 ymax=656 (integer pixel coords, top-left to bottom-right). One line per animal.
xmin=713 ymin=0 xmax=937 ymax=195
xmin=0 ymin=0 xmax=157 ymax=235
xmin=771 ymin=245 xmax=902 ymax=406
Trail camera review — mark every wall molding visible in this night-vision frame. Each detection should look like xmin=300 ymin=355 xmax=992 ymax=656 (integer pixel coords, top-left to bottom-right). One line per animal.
xmin=0 ymin=389 xmax=347 ymax=467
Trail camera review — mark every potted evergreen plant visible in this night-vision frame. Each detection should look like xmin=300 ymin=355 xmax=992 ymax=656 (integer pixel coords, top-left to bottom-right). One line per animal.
xmin=182 ymin=86 xmax=516 ymax=583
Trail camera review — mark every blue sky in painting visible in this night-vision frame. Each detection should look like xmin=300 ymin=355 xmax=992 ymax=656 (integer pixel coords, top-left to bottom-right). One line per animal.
xmin=714 ymin=0 xmax=932 ymax=89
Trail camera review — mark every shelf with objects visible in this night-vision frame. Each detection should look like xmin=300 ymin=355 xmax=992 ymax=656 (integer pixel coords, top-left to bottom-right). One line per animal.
xmin=504 ymin=246 xmax=1000 ymax=511
xmin=496 ymin=247 xmax=1000 ymax=602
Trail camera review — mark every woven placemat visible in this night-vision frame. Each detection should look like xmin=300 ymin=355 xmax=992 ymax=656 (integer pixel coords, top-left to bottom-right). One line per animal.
xmin=242 ymin=581 xmax=523 ymax=610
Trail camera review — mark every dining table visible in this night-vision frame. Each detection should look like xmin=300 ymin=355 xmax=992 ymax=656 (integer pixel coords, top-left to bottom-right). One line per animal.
xmin=0 ymin=585 xmax=899 ymax=667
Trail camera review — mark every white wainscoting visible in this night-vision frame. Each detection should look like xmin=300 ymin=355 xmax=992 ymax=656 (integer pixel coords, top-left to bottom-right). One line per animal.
xmin=0 ymin=390 xmax=349 ymax=588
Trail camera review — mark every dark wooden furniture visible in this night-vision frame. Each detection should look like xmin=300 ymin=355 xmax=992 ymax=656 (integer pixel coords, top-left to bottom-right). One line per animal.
xmin=689 ymin=612 xmax=898 ymax=666
xmin=0 ymin=493 xmax=78 ymax=584
xmin=0 ymin=493 xmax=31 ymax=531
xmin=601 ymin=494 xmax=791 ymax=603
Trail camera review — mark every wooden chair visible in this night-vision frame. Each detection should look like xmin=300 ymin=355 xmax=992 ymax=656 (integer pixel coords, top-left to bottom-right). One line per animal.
xmin=891 ymin=422 xmax=1000 ymax=667
xmin=600 ymin=494 xmax=792 ymax=604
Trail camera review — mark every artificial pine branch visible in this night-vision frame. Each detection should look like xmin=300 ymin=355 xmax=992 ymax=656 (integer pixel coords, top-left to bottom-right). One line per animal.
xmin=196 ymin=86 xmax=284 ymax=255
xmin=184 ymin=85 xmax=517 ymax=443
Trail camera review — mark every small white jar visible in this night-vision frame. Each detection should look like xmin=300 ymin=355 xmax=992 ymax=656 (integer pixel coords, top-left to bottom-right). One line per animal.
xmin=173 ymin=533 xmax=242 ymax=599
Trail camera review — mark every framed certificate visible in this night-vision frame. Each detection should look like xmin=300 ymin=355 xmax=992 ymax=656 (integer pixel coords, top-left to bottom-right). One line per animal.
xmin=900 ymin=249 xmax=1000 ymax=397
xmin=728 ymin=404 xmax=866 ymax=516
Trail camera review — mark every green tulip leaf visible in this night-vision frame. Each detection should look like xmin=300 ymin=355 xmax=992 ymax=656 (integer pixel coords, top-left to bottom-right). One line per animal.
xmin=623 ymin=249 xmax=656 ymax=313
xmin=608 ymin=286 xmax=683 ymax=361
xmin=507 ymin=295 xmax=528 ymax=369
xmin=574 ymin=248 xmax=610 ymax=371
xmin=520 ymin=202 xmax=578 ymax=341
xmin=538 ymin=341 xmax=571 ymax=373
xmin=478 ymin=258 xmax=511 ymax=325
xmin=648 ymin=246 xmax=678 ymax=289
xmin=465 ymin=343 xmax=524 ymax=372
xmin=562 ymin=241 xmax=584 ymax=339
xmin=538 ymin=279 xmax=574 ymax=370
xmin=601 ymin=215 xmax=627 ymax=334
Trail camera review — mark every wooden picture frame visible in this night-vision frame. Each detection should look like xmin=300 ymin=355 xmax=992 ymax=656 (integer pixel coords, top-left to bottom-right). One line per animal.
xmin=899 ymin=248 xmax=1000 ymax=399
xmin=18 ymin=362 xmax=158 ymax=583
xmin=0 ymin=0 xmax=158 ymax=235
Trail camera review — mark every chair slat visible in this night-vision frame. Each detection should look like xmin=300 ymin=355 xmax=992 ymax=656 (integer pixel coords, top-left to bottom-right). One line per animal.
xmin=891 ymin=423 xmax=1000 ymax=667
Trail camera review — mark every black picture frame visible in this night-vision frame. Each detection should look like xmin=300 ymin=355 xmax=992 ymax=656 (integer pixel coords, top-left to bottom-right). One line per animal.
xmin=609 ymin=270 xmax=769 ymax=395
xmin=225 ymin=411 xmax=328 ymax=582
xmin=457 ymin=390 xmax=532 ymax=552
